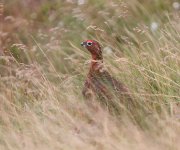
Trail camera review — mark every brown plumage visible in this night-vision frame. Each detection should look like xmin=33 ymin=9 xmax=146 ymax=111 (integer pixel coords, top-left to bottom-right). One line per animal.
xmin=81 ymin=40 xmax=134 ymax=111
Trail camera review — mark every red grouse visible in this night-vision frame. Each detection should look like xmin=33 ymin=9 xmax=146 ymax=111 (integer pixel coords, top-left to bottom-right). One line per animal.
xmin=81 ymin=40 xmax=134 ymax=111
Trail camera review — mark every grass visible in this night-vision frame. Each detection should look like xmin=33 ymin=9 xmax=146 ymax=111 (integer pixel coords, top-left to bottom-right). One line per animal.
xmin=0 ymin=0 xmax=180 ymax=149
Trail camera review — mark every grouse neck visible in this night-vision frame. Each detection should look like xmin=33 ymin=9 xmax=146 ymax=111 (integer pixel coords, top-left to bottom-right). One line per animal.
xmin=90 ymin=54 xmax=103 ymax=72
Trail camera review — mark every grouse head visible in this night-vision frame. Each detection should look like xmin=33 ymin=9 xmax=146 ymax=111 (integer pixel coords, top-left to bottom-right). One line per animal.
xmin=81 ymin=40 xmax=102 ymax=60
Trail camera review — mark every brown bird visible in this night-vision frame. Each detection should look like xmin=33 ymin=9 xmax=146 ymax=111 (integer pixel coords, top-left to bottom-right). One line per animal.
xmin=81 ymin=40 xmax=134 ymax=112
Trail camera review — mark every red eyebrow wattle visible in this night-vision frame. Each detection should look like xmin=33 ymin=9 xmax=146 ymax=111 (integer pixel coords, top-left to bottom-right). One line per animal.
xmin=86 ymin=40 xmax=93 ymax=43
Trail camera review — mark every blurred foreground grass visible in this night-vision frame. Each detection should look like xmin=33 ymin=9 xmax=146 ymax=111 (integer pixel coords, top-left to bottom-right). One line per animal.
xmin=0 ymin=0 xmax=180 ymax=150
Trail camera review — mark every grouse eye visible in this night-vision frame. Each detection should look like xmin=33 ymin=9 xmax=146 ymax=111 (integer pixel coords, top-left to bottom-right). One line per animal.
xmin=87 ymin=42 xmax=92 ymax=46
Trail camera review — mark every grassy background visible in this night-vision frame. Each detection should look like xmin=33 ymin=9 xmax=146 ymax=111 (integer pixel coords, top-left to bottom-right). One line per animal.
xmin=0 ymin=0 xmax=180 ymax=149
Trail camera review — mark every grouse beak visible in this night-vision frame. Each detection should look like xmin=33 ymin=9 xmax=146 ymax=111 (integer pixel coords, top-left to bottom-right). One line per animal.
xmin=81 ymin=42 xmax=86 ymax=47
